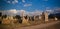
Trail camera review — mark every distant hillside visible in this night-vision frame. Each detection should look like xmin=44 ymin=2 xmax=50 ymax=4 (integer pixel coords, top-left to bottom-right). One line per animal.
xmin=55 ymin=13 xmax=60 ymax=19
xmin=49 ymin=13 xmax=60 ymax=20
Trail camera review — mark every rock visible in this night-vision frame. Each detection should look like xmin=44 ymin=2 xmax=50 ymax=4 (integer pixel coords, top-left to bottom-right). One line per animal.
xmin=55 ymin=17 xmax=58 ymax=21
xmin=45 ymin=12 xmax=48 ymax=22
xmin=2 ymin=19 xmax=11 ymax=24
xmin=22 ymin=18 xmax=30 ymax=25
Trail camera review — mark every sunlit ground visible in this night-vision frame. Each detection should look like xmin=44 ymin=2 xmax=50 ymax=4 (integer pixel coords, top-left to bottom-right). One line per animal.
xmin=0 ymin=19 xmax=60 ymax=29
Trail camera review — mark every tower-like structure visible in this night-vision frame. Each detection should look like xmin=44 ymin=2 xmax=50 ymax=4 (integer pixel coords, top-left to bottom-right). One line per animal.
xmin=39 ymin=15 xmax=42 ymax=20
xmin=22 ymin=11 xmax=29 ymax=25
xmin=0 ymin=12 xmax=2 ymax=24
xmin=0 ymin=12 xmax=2 ymax=17
xmin=45 ymin=11 xmax=48 ymax=22
xmin=41 ymin=12 xmax=45 ymax=21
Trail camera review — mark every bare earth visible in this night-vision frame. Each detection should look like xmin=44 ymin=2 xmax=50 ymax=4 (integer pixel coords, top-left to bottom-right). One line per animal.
xmin=14 ymin=21 xmax=60 ymax=29
xmin=0 ymin=21 xmax=60 ymax=29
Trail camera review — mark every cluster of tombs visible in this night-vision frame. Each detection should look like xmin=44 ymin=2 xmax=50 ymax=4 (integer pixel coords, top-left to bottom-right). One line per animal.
xmin=0 ymin=11 xmax=58 ymax=24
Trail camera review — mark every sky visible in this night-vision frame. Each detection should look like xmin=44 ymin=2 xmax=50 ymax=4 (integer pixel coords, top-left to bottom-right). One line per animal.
xmin=0 ymin=0 xmax=60 ymax=16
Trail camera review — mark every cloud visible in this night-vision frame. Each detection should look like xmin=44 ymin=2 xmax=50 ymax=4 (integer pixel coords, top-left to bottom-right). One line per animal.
xmin=7 ymin=1 xmax=11 ymax=3
xmin=46 ymin=10 xmax=53 ymax=13
xmin=33 ymin=10 xmax=43 ymax=15
xmin=8 ymin=9 xmax=17 ymax=14
xmin=2 ymin=7 xmax=59 ymax=16
xmin=12 ymin=0 xmax=18 ymax=4
xmin=24 ymin=4 xmax=32 ymax=7
xmin=17 ymin=10 xmax=26 ymax=16
xmin=45 ymin=7 xmax=60 ymax=14
xmin=7 ymin=0 xmax=18 ymax=4
xmin=22 ymin=0 xmax=25 ymax=3
xmin=25 ymin=10 xmax=43 ymax=16
xmin=45 ymin=10 xmax=54 ymax=15
xmin=1 ymin=9 xmax=26 ymax=16
xmin=53 ymin=7 xmax=60 ymax=13
xmin=45 ymin=7 xmax=54 ymax=14
xmin=1 ymin=9 xmax=43 ymax=16
xmin=2 ymin=9 xmax=17 ymax=16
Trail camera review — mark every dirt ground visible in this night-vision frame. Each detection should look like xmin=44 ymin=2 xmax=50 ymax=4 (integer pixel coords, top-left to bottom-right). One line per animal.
xmin=0 ymin=21 xmax=60 ymax=29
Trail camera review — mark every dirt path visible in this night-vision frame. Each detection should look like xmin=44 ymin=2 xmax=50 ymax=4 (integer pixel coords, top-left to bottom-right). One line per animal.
xmin=14 ymin=21 xmax=60 ymax=29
